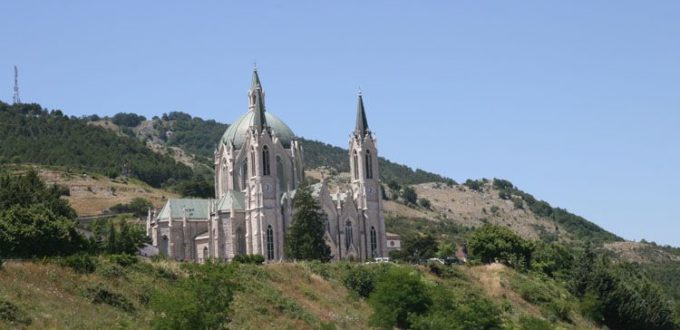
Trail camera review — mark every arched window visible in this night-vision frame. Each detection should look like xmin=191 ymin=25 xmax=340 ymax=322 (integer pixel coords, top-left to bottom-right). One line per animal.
xmin=290 ymin=159 xmax=296 ymax=187
xmin=345 ymin=220 xmax=353 ymax=250
xmin=353 ymin=150 xmax=359 ymax=180
xmin=276 ymin=156 xmax=285 ymax=191
xmin=370 ymin=226 xmax=377 ymax=257
xmin=250 ymin=148 xmax=256 ymax=176
xmin=221 ymin=159 xmax=227 ymax=194
xmin=240 ymin=162 xmax=248 ymax=190
xmin=262 ymin=146 xmax=271 ymax=176
xmin=365 ymin=150 xmax=373 ymax=179
xmin=203 ymin=246 xmax=209 ymax=263
xmin=266 ymin=225 xmax=274 ymax=260
xmin=236 ymin=227 xmax=246 ymax=256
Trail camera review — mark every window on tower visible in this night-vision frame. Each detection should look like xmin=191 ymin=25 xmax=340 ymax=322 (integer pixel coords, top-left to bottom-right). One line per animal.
xmin=263 ymin=146 xmax=271 ymax=176
xmin=370 ymin=226 xmax=377 ymax=257
xmin=250 ymin=147 xmax=256 ymax=176
xmin=240 ymin=162 xmax=247 ymax=190
xmin=276 ymin=156 xmax=285 ymax=191
xmin=365 ymin=150 xmax=373 ymax=179
xmin=353 ymin=150 xmax=359 ymax=180
xmin=266 ymin=225 xmax=274 ymax=260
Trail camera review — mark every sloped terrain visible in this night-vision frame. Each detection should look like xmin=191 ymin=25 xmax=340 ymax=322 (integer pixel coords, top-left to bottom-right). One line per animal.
xmin=0 ymin=258 xmax=597 ymax=329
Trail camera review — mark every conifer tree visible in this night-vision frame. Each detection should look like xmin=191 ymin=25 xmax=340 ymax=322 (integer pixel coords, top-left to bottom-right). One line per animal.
xmin=284 ymin=182 xmax=331 ymax=261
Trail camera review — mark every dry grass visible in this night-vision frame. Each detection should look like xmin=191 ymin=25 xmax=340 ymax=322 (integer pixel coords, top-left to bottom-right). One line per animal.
xmin=412 ymin=182 xmax=565 ymax=241
xmin=35 ymin=167 xmax=177 ymax=216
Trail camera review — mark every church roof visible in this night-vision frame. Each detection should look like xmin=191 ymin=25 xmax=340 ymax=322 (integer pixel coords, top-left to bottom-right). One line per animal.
xmin=221 ymin=111 xmax=296 ymax=149
xmin=217 ymin=190 xmax=246 ymax=211
xmin=156 ymin=199 xmax=211 ymax=220
xmin=221 ymin=70 xmax=296 ymax=149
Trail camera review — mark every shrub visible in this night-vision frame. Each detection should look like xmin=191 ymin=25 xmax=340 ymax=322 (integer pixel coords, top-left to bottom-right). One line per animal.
xmin=401 ymin=186 xmax=418 ymax=205
xmin=468 ymin=225 xmax=534 ymax=270
xmin=0 ymin=299 xmax=31 ymax=326
xmin=343 ymin=266 xmax=377 ymax=298
xmin=61 ymin=253 xmax=97 ymax=274
xmin=151 ymin=262 xmax=237 ymax=329
xmin=232 ymin=254 xmax=265 ymax=264
xmin=98 ymin=263 xmax=125 ymax=278
xmin=86 ymin=285 xmax=136 ymax=313
xmin=512 ymin=197 xmax=524 ymax=209
xmin=109 ymin=254 xmax=138 ymax=267
xmin=578 ymin=291 xmax=603 ymax=323
xmin=368 ymin=267 xmax=431 ymax=329
xmin=518 ymin=315 xmax=554 ymax=330
xmin=418 ymin=198 xmax=432 ymax=209
xmin=464 ymin=179 xmax=484 ymax=191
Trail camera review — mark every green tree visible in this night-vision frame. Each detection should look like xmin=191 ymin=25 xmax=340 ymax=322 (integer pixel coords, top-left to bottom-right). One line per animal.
xmin=0 ymin=171 xmax=84 ymax=258
xmin=467 ymin=225 xmax=534 ymax=270
xmin=436 ymin=241 xmax=457 ymax=259
xmin=127 ymin=198 xmax=154 ymax=218
xmin=284 ymin=182 xmax=331 ymax=261
xmin=368 ymin=266 xmax=432 ymax=329
xmin=401 ymin=186 xmax=418 ymax=205
xmin=394 ymin=234 xmax=438 ymax=263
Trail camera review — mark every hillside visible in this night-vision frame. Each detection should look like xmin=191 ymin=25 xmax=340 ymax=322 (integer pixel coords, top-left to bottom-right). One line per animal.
xmin=0 ymin=258 xmax=598 ymax=329
xmin=0 ymin=102 xmax=193 ymax=188
xmin=94 ymin=110 xmax=452 ymax=186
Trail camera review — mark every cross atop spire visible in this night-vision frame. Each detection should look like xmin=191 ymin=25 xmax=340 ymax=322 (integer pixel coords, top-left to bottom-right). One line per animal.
xmin=355 ymin=91 xmax=369 ymax=136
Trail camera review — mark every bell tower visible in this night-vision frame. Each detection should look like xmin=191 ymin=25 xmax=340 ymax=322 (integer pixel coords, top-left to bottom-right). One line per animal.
xmin=348 ymin=91 xmax=386 ymax=260
xmin=243 ymin=69 xmax=283 ymax=261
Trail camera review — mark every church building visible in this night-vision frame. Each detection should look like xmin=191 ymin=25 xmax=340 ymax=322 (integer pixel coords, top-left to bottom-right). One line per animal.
xmin=147 ymin=70 xmax=387 ymax=262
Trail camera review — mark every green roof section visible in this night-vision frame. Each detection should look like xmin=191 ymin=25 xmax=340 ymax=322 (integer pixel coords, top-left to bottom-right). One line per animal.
xmin=221 ymin=70 xmax=295 ymax=148
xmin=156 ymin=199 xmax=211 ymax=220
xmin=355 ymin=92 xmax=369 ymax=136
xmin=222 ymin=111 xmax=296 ymax=149
xmin=217 ymin=190 xmax=246 ymax=211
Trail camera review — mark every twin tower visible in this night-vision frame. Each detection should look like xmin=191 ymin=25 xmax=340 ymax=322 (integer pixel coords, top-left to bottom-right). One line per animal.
xmin=149 ymin=70 xmax=386 ymax=262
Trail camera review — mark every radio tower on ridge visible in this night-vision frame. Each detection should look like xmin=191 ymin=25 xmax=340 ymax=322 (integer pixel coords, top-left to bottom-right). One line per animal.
xmin=13 ymin=65 xmax=21 ymax=104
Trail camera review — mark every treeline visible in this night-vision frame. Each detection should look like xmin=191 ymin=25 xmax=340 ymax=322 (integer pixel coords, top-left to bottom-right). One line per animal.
xmin=151 ymin=111 xmax=229 ymax=164
xmin=0 ymin=102 xmax=192 ymax=187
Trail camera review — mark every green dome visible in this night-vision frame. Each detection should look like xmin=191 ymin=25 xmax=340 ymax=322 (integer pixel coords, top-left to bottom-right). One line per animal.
xmin=222 ymin=111 xmax=296 ymax=149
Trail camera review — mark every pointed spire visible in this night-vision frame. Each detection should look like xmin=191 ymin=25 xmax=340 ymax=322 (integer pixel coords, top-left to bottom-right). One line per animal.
xmin=249 ymin=68 xmax=267 ymax=130
xmin=251 ymin=67 xmax=262 ymax=90
xmin=355 ymin=90 xmax=369 ymax=136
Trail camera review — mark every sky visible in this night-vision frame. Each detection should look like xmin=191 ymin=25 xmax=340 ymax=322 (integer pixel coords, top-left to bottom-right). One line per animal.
xmin=1 ymin=1 xmax=679 ymax=246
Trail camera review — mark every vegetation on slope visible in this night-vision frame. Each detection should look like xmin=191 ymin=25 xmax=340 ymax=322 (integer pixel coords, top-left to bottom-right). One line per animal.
xmin=0 ymin=102 xmax=192 ymax=188
xmin=299 ymin=138 xmax=453 ymax=185
xmin=462 ymin=178 xmax=622 ymax=244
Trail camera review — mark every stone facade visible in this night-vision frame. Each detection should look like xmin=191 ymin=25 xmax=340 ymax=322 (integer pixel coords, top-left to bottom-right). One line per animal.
xmin=148 ymin=70 xmax=387 ymax=262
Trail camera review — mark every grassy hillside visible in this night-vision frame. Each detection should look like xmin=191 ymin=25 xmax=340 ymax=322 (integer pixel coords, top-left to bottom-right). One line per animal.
xmin=0 ymin=258 xmax=597 ymax=329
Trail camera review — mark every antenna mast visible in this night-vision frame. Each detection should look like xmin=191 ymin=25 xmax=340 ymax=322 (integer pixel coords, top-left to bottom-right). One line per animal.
xmin=13 ymin=65 xmax=21 ymax=104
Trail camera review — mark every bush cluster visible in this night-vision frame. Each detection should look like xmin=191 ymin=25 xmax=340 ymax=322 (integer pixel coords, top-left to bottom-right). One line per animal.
xmin=232 ymin=254 xmax=265 ymax=264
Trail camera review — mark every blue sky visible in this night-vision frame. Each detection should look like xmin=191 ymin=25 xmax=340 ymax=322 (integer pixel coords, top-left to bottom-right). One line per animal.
xmin=2 ymin=1 xmax=679 ymax=245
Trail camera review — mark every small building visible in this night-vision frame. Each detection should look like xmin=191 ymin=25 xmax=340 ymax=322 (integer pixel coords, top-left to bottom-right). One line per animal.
xmin=385 ymin=232 xmax=401 ymax=254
